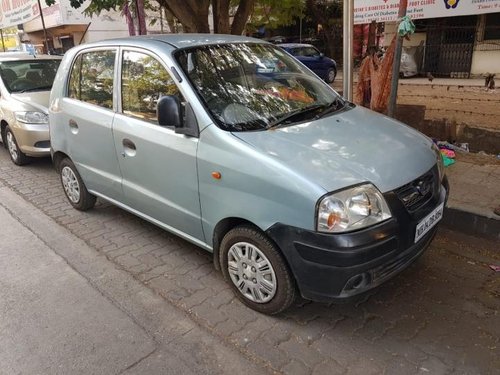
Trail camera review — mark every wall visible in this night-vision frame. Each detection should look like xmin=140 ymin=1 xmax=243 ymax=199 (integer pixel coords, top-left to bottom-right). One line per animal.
xmin=471 ymin=50 xmax=500 ymax=75
xmin=471 ymin=15 xmax=500 ymax=75
xmin=383 ymin=22 xmax=427 ymax=47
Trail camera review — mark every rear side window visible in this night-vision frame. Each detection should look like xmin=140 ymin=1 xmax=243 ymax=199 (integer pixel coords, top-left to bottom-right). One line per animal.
xmin=121 ymin=50 xmax=181 ymax=124
xmin=68 ymin=50 xmax=116 ymax=109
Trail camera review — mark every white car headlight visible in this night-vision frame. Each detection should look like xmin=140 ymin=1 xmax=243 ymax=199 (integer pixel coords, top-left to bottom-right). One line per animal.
xmin=432 ymin=143 xmax=445 ymax=182
xmin=15 ymin=111 xmax=48 ymax=124
xmin=317 ymin=184 xmax=392 ymax=233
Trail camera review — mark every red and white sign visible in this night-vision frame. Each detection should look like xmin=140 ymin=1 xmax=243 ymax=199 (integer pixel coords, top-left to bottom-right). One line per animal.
xmin=0 ymin=0 xmax=38 ymax=29
xmin=355 ymin=0 xmax=500 ymax=25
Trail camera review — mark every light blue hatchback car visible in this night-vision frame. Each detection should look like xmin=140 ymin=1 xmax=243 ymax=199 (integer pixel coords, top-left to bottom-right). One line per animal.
xmin=49 ymin=34 xmax=448 ymax=314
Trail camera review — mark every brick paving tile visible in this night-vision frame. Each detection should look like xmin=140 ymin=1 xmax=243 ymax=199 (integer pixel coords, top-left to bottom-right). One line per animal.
xmin=282 ymin=359 xmax=310 ymax=374
xmin=1 ymin=152 xmax=499 ymax=374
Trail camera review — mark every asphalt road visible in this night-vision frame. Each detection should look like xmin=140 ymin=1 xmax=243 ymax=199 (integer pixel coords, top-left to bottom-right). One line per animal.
xmin=0 ymin=150 xmax=498 ymax=374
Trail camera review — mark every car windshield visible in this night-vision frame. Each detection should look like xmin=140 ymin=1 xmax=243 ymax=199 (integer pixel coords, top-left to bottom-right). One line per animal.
xmin=175 ymin=43 xmax=343 ymax=132
xmin=0 ymin=59 xmax=61 ymax=93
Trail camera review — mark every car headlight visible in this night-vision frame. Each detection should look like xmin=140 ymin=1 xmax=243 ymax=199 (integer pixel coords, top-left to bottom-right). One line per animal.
xmin=316 ymin=183 xmax=392 ymax=233
xmin=15 ymin=111 xmax=48 ymax=124
xmin=432 ymin=143 xmax=445 ymax=182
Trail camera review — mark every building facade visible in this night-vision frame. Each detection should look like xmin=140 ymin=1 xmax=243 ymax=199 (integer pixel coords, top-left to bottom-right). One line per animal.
xmin=383 ymin=12 xmax=500 ymax=77
xmin=21 ymin=0 xmax=164 ymax=54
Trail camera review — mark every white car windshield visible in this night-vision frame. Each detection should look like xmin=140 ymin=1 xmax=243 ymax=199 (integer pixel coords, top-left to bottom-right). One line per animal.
xmin=175 ymin=43 xmax=344 ymax=132
xmin=0 ymin=59 xmax=61 ymax=93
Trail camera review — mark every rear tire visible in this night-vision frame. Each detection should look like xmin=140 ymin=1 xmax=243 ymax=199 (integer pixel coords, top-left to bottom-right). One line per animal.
xmin=59 ymin=158 xmax=96 ymax=211
xmin=5 ymin=125 xmax=30 ymax=165
xmin=220 ymin=225 xmax=296 ymax=315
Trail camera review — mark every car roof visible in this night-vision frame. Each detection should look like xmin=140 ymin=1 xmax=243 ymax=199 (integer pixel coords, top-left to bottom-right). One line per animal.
xmin=277 ymin=43 xmax=315 ymax=49
xmin=84 ymin=34 xmax=268 ymax=50
xmin=0 ymin=53 xmax=62 ymax=62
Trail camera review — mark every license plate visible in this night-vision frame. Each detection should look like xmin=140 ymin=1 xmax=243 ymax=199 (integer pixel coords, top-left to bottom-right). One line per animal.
xmin=414 ymin=203 xmax=444 ymax=243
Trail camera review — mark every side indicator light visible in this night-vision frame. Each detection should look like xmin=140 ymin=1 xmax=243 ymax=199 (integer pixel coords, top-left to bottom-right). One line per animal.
xmin=211 ymin=171 xmax=222 ymax=180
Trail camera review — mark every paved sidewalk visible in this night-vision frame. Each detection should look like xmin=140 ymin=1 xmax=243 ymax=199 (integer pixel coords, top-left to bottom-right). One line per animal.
xmin=0 ymin=185 xmax=269 ymax=375
xmin=0 ymin=146 xmax=499 ymax=374
xmin=441 ymin=152 xmax=500 ymax=241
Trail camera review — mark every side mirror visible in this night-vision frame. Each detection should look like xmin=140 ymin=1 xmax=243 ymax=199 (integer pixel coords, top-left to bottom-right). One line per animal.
xmin=157 ymin=95 xmax=199 ymax=137
xmin=319 ymin=53 xmax=325 ymax=59
xmin=157 ymin=95 xmax=181 ymax=127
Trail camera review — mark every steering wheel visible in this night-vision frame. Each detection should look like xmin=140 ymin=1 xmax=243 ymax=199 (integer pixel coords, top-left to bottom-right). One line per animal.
xmin=10 ymin=79 xmax=33 ymax=92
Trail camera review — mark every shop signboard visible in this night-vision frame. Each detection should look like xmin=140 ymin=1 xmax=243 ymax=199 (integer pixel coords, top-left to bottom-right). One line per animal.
xmin=355 ymin=0 xmax=500 ymax=24
xmin=0 ymin=0 xmax=39 ymax=29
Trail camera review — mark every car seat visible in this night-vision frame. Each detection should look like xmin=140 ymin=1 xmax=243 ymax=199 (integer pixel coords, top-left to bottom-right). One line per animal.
xmin=25 ymin=70 xmax=41 ymax=82
xmin=0 ymin=68 xmax=17 ymax=86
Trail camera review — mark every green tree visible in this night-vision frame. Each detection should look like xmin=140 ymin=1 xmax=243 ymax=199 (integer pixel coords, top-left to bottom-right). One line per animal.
xmin=306 ymin=0 xmax=342 ymax=59
xmin=46 ymin=0 xmax=306 ymax=36
xmin=48 ymin=0 xmax=258 ymax=35
xmin=250 ymin=0 xmax=305 ymax=31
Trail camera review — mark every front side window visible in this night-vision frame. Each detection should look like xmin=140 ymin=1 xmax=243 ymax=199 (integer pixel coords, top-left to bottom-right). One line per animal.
xmin=175 ymin=43 xmax=343 ymax=132
xmin=68 ymin=50 xmax=116 ymax=109
xmin=0 ymin=59 xmax=60 ymax=93
xmin=121 ymin=50 xmax=181 ymax=124
xmin=293 ymin=47 xmax=320 ymax=57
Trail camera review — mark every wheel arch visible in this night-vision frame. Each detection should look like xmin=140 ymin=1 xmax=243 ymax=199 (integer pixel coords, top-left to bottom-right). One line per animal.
xmin=1 ymin=120 xmax=8 ymax=144
xmin=52 ymin=151 xmax=70 ymax=171
xmin=211 ymin=217 xmax=295 ymax=280
xmin=212 ymin=217 xmax=261 ymax=271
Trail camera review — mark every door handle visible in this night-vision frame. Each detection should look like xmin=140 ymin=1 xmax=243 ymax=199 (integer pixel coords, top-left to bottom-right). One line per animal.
xmin=122 ymin=138 xmax=136 ymax=150
xmin=122 ymin=138 xmax=137 ymax=157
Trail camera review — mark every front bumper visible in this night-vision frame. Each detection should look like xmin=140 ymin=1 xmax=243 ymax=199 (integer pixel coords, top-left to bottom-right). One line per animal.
xmin=11 ymin=123 xmax=50 ymax=156
xmin=266 ymin=174 xmax=449 ymax=302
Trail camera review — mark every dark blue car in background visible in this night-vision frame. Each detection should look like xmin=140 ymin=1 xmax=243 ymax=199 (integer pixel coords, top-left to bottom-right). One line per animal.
xmin=278 ymin=43 xmax=337 ymax=83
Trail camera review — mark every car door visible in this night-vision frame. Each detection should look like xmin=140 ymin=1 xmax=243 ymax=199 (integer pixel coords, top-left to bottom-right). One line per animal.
xmin=57 ymin=48 xmax=122 ymax=200
xmin=295 ymin=46 xmax=325 ymax=77
xmin=112 ymin=48 xmax=204 ymax=241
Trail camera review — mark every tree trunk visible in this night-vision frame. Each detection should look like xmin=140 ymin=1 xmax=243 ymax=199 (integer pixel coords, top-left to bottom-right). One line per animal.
xmin=306 ymin=0 xmax=342 ymax=59
xmin=213 ymin=0 xmax=230 ymax=34
xmin=231 ymin=0 xmax=255 ymax=35
xmin=164 ymin=0 xmax=210 ymax=33
xmin=136 ymin=0 xmax=147 ymax=35
xmin=164 ymin=7 xmax=178 ymax=33
xmin=123 ymin=2 xmax=136 ymax=36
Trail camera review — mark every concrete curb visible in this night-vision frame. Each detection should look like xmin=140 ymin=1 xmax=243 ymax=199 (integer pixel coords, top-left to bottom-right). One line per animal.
xmin=442 ymin=207 xmax=500 ymax=242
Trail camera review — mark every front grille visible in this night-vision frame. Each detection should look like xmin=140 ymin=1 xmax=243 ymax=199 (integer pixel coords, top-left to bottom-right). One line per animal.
xmin=394 ymin=167 xmax=438 ymax=212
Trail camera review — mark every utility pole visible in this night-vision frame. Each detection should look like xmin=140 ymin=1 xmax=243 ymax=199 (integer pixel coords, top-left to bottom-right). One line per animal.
xmin=37 ymin=0 xmax=50 ymax=54
xmin=343 ymin=0 xmax=354 ymax=101
xmin=387 ymin=0 xmax=408 ymax=117
xmin=0 ymin=30 xmax=5 ymax=52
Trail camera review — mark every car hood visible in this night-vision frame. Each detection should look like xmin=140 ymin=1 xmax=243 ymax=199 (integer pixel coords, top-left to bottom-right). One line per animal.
xmin=11 ymin=91 xmax=50 ymax=113
xmin=233 ymin=105 xmax=436 ymax=193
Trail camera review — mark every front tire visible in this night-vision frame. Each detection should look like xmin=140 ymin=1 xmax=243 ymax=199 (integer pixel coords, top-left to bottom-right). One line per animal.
xmin=5 ymin=126 xmax=29 ymax=165
xmin=326 ymin=68 xmax=336 ymax=83
xmin=220 ymin=226 xmax=296 ymax=315
xmin=59 ymin=158 xmax=96 ymax=211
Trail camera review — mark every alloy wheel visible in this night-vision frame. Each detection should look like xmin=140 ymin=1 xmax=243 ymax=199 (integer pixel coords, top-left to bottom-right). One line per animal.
xmin=227 ymin=241 xmax=277 ymax=303
xmin=61 ymin=166 xmax=81 ymax=203
xmin=6 ymin=131 xmax=18 ymax=161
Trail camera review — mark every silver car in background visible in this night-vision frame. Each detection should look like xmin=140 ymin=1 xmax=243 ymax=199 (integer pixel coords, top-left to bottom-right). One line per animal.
xmin=0 ymin=53 xmax=61 ymax=165
xmin=49 ymin=35 xmax=448 ymax=315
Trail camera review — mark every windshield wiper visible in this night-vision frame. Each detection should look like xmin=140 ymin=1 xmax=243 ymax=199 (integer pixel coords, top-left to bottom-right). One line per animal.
xmin=313 ymin=98 xmax=346 ymax=119
xmin=267 ymin=104 xmax=326 ymax=129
